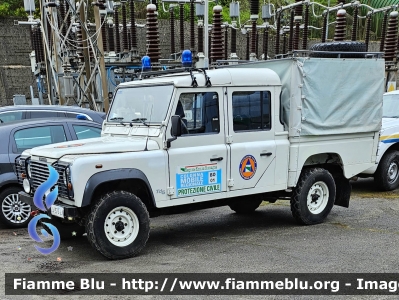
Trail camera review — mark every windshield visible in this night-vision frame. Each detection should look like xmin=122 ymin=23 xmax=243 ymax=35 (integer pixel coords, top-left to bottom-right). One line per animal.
xmin=383 ymin=94 xmax=399 ymax=118
xmin=108 ymin=85 xmax=173 ymax=123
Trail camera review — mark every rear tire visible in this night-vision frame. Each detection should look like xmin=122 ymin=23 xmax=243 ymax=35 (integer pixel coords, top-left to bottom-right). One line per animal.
xmin=229 ymin=197 xmax=263 ymax=214
xmin=0 ymin=187 xmax=31 ymax=228
xmin=291 ymin=168 xmax=336 ymax=225
xmin=86 ymin=191 xmax=150 ymax=260
xmin=374 ymin=150 xmax=399 ymax=191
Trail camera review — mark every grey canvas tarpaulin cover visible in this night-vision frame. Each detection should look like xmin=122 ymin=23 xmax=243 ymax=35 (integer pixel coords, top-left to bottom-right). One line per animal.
xmin=232 ymin=57 xmax=385 ymax=137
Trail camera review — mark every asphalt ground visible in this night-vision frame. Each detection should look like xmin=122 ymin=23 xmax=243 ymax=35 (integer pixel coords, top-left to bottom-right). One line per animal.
xmin=1 ymin=178 xmax=399 ymax=300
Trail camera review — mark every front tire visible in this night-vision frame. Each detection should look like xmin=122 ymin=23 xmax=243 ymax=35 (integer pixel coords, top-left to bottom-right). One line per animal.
xmin=0 ymin=187 xmax=31 ymax=228
xmin=291 ymin=168 xmax=336 ymax=225
xmin=86 ymin=191 xmax=150 ymax=260
xmin=374 ymin=150 xmax=399 ymax=191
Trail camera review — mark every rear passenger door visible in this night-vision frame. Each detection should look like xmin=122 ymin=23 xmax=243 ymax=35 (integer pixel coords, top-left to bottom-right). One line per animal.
xmin=227 ymin=87 xmax=277 ymax=191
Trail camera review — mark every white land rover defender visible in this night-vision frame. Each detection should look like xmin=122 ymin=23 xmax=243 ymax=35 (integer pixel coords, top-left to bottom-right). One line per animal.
xmin=17 ymin=52 xmax=384 ymax=259
xmin=359 ymin=90 xmax=399 ymax=191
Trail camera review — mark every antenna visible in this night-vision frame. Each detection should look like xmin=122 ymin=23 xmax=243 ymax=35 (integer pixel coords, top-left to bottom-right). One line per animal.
xmin=144 ymin=103 xmax=153 ymax=151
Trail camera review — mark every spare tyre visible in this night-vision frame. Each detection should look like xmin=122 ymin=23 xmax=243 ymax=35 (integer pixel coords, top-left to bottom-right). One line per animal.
xmin=309 ymin=41 xmax=366 ymax=58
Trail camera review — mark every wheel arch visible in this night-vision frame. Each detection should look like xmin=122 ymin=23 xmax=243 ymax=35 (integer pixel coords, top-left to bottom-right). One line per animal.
xmin=0 ymin=182 xmax=22 ymax=193
xmin=82 ymin=169 xmax=156 ymax=213
xmin=302 ymin=152 xmax=344 ymax=175
xmin=0 ymin=172 xmax=20 ymax=191
xmin=380 ymin=143 xmax=399 ymax=159
xmin=301 ymin=153 xmax=351 ymax=208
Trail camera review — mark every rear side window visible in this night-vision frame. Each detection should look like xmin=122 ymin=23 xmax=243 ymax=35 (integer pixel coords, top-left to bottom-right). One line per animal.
xmin=0 ymin=111 xmax=23 ymax=123
xmin=30 ymin=111 xmax=58 ymax=118
xmin=232 ymin=91 xmax=271 ymax=132
xmin=14 ymin=126 xmax=67 ymax=153
xmin=66 ymin=112 xmax=79 ymax=119
xmin=72 ymin=125 xmax=101 ymax=140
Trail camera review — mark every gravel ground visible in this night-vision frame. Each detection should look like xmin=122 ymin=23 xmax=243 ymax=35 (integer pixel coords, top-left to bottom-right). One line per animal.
xmin=1 ymin=178 xmax=399 ymax=300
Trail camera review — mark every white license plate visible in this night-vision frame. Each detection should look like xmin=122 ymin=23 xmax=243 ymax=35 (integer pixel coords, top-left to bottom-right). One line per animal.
xmin=51 ymin=205 xmax=64 ymax=218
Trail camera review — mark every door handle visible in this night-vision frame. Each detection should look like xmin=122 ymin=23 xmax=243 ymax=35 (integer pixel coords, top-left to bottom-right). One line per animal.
xmin=210 ymin=157 xmax=223 ymax=162
xmin=260 ymin=152 xmax=272 ymax=157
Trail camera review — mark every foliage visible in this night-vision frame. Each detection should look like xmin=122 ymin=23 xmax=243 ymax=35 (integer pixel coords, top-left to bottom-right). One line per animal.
xmin=0 ymin=0 xmax=39 ymax=17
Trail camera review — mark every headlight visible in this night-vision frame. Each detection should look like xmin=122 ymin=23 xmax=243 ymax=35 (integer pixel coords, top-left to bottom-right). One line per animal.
xmin=26 ymin=160 xmax=32 ymax=178
xmin=23 ymin=178 xmax=31 ymax=193
xmin=63 ymin=167 xmax=70 ymax=186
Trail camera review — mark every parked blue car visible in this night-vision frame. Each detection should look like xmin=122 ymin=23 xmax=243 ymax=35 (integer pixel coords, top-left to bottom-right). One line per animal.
xmin=0 ymin=118 xmax=102 ymax=228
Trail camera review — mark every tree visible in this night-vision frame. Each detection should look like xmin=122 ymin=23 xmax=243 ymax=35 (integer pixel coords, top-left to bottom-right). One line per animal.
xmin=0 ymin=0 xmax=39 ymax=17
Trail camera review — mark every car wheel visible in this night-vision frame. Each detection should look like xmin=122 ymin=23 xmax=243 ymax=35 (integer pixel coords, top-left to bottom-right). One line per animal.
xmin=290 ymin=168 xmax=336 ymax=225
xmin=374 ymin=150 xmax=399 ymax=191
xmin=0 ymin=187 xmax=31 ymax=228
xmin=86 ymin=191 xmax=150 ymax=260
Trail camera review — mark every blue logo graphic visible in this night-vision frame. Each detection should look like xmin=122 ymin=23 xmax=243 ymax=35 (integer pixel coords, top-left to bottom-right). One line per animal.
xmin=28 ymin=165 xmax=61 ymax=255
xmin=33 ymin=166 xmax=59 ymax=210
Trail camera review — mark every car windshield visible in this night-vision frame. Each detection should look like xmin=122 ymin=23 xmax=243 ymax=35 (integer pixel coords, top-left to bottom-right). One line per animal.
xmin=383 ymin=94 xmax=399 ymax=118
xmin=108 ymin=85 xmax=173 ymax=124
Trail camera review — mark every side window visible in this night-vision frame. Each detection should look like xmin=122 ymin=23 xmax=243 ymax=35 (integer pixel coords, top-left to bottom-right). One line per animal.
xmin=232 ymin=91 xmax=271 ymax=132
xmin=73 ymin=125 xmax=101 ymax=140
xmin=176 ymin=92 xmax=220 ymax=135
xmin=0 ymin=111 xmax=23 ymax=123
xmin=66 ymin=112 xmax=78 ymax=119
xmin=30 ymin=111 xmax=58 ymax=119
xmin=14 ymin=126 xmax=67 ymax=153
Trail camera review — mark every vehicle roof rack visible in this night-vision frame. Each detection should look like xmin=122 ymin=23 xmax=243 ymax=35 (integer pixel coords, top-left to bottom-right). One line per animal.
xmin=137 ymin=67 xmax=212 ymax=87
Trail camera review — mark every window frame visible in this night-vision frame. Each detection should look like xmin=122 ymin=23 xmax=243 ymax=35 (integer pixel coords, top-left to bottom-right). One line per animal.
xmin=71 ymin=124 xmax=102 ymax=140
xmin=175 ymin=91 xmax=221 ymax=136
xmin=11 ymin=124 xmax=69 ymax=154
xmin=0 ymin=111 xmax=24 ymax=123
xmin=231 ymin=90 xmax=272 ymax=133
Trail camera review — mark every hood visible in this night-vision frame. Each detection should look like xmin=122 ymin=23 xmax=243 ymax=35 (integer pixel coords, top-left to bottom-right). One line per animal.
xmin=29 ymin=136 xmax=160 ymax=159
xmin=382 ymin=118 xmax=399 ymax=130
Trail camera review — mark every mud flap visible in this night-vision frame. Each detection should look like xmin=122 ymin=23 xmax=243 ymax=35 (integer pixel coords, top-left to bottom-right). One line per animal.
xmin=333 ymin=175 xmax=351 ymax=208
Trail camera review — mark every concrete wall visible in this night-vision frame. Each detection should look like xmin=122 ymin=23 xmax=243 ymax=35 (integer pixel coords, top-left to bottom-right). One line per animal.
xmin=0 ymin=17 xmax=397 ymax=107
xmin=0 ymin=18 xmax=35 ymax=106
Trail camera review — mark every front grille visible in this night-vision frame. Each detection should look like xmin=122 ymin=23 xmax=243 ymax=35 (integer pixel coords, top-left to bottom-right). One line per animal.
xmin=30 ymin=160 xmax=72 ymax=200
xmin=31 ymin=161 xmax=50 ymax=189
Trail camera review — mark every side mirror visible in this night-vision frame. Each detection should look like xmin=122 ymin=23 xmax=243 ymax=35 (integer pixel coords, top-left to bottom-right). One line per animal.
xmin=167 ymin=115 xmax=182 ymax=148
xmin=171 ymin=115 xmax=182 ymax=137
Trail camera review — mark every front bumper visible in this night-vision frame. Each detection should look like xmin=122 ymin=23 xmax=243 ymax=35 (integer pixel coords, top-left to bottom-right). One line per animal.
xmin=18 ymin=192 xmax=80 ymax=219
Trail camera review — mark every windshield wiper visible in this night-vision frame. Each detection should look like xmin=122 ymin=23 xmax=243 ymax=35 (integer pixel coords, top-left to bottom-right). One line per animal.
xmin=0 ymin=119 xmax=3 ymax=123
xmin=109 ymin=117 xmax=126 ymax=126
xmin=131 ymin=118 xmax=149 ymax=127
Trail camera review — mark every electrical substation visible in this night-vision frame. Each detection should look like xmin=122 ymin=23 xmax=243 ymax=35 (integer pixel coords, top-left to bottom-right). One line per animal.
xmin=12 ymin=0 xmax=399 ymax=111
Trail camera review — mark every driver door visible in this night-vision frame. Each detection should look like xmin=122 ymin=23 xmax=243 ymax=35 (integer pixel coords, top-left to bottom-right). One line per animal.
xmin=167 ymin=88 xmax=228 ymax=202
